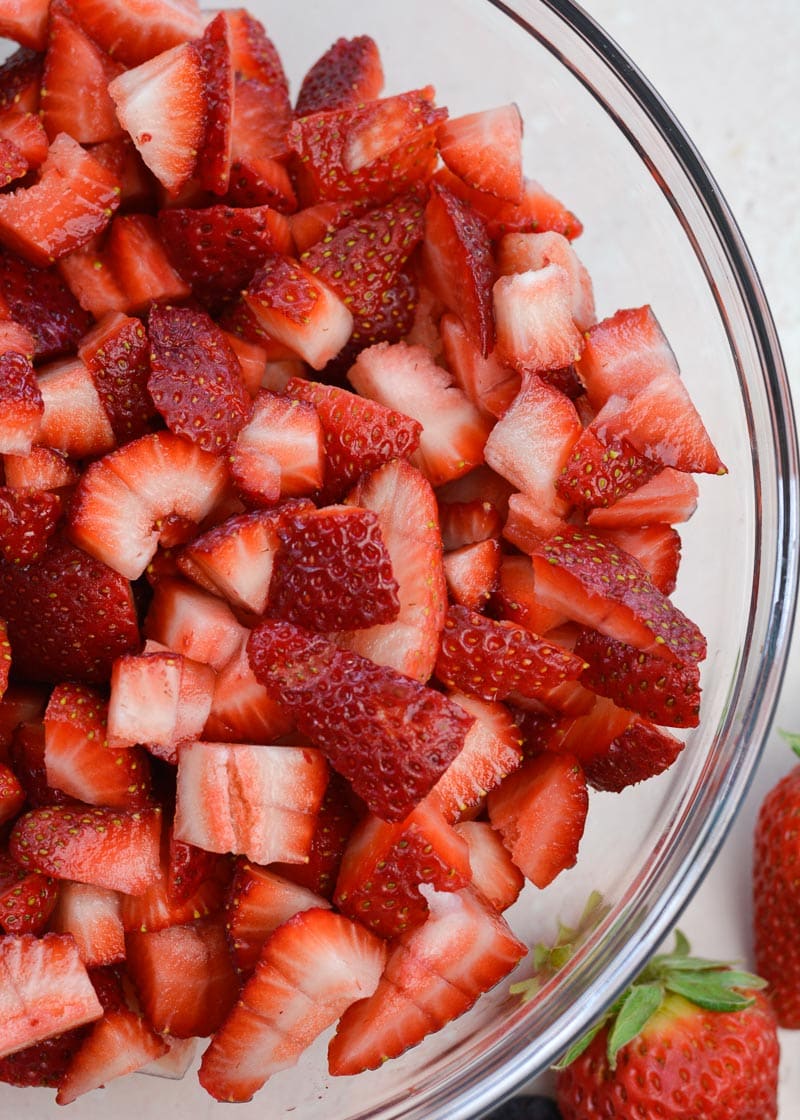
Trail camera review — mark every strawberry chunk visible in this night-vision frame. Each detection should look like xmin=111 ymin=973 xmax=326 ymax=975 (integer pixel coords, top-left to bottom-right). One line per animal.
xmin=106 ymin=212 xmax=191 ymax=311
xmin=576 ymin=713 xmax=685 ymax=793
xmin=118 ymin=838 xmax=229 ymax=933
xmin=433 ymin=167 xmax=583 ymax=241
xmin=586 ymin=466 xmax=700 ymax=529
xmin=143 ymin=576 xmax=246 ymax=671
xmin=148 ymin=304 xmax=252 ymax=452
xmin=36 ymin=355 xmax=117 ymax=460
xmin=443 ymin=538 xmax=502 ymax=611
xmin=0 ymin=135 xmax=27 ymax=187
xmin=575 ymin=304 xmax=680 ymax=410
xmin=493 ymin=262 xmax=584 ymax=373
xmin=437 ymin=104 xmax=524 ymax=203
xmin=247 ymin=621 xmax=473 ymax=822
xmin=0 ymin=350 xmax=43 ymax=455
xmin=270 ymin=770 xmax=358 ymax=900
xmin=268 ymin=505 xmax=400 ymax=631
xmin=555 ymin=415 xmax=660 ymax=511
xmin=0 ymin=248 xmax=92 ymax=360
xmin=296 ymin=35 xmax=384 ymax=115
xmin=49 ymin=883 xmax=125 ymax=967
xmin=0 ymin=48 xmax=42 ymax=115
xmin=455 ymin=820 xmax=524 ymax=911
xmin=0 ymin=109 xmax=48 ymax=170
xmin=601 ymin=523 xmax=682 ymax=594
xmin=0 ymin=853 xmax=58 ymax=935
xmin=439 ymin=312 xmax=521 ymax=420
xmin=55 ymin=1008 xmax=168 ymax=1105
xmin=77 ymin=312 xmax=155 ymax=441
xmin=229 ymin=389 xmax=324 ymax=503
xmin=0 ymin=535 xmax=140 ymax=685
xmin=0 ymin=488 xmax=61 ymax=565
xmin=67 ymin=0 xmax=204 ymax=67
xmin=196 ymin=12 xmax=234 ymax=195
xmin=2 ymin=447 xmax=78 ymax=492
xmin=0 ymin=0 xmax=49 ymax=51
xmin=0 ymin=1024 xmax=88 ymax=1089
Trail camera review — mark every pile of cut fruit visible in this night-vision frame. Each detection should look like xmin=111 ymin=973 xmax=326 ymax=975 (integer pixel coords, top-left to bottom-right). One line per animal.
xmin=0 ymin=0 xmax=724 ymax=1106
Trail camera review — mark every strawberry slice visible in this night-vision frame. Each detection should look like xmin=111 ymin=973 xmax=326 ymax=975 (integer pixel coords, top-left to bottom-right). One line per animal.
xmin=43 ymin=682 xmax=152 ymax=809
xmin=229 ymin=389 xmax=324 ymax=503
xmin=226 ymin=146 xmax=297 ymax=212
xmin=204 ymin=642 xmax=294 ymax=745
xmin=0 ymin=248 xmax=92 ymax=360
xmin=55 ymin=1008 xmax=168 ymax=1105
xmin=229 ymin=70 xmax=293 ymax=162
xmin=0 ymin=853 xmax=58 ymax=935
xmin=157 ymin=203 xmax=291 ymax=307
xmin=10 ymin=804 xmax=163 ymax=895
xmin=41 ymin=2 xmax=123 ymax=145
xmin=36 ymin=355 xmax=117 ymax=460
xmin=196 ymin=11 xmax=234 ymax=195
xmin=148 ymin=304 xmax=252 ymax=452
xmin=67 ymin=0 xmax=204 ymax=67
xmin=49 ymin=882 xmax=125 ymax=967
xmin=0 ymin=488 xmax=61 ymax=565
xmin=575 ymin=304 xmax=680 ymax=410
xmin=77 ymin=312 xmax=155 ymax=441
xmin=296 ymin=35 xmax=384 ymax=115
xmin=0 ymin=1024 xmax=88 ymax=1089
xmin=268 ymin=504 xmax=400 ymax=632
xmin=0 ymin=933 xmax=103 ymax=1060
xmin=494 ymin=553 xmax=569 ymax=636
xmin=577 ymin=715 xmax=684 ymax=793
xmin=227 ymin=8 xmax=290 ymax=94
xmin=437 ymin=104 xmax=524 ymax=203
xmin=487 ymin=752 xmax=589 ymax=887
xmin=0 ymin=535 xmax=140 ymax=685
xmin=328 ymin=888 xmax=526 ymax=1075
xmin=0 ymin=0 xmax=49 ymax=50
xmin=2 ymin=447 xmax=78 ymax=492
xmin=433 ymin=166 xmax=584 ymax=241
xmin=555 ymin=415 xmax=660 ymax=512
xmin=57 ymin=235 xmax=129 ymax=320
xmin=443 ymin=538 xmax=502 ymax=611
xmin=270 ymin=770 xmax=358 ymax=899
xmin=199 ymin=908 xmax=386 ymax=1102
xmin=529 ymin=527 xmax=707 ymax=665
xmin=0 ymin=135 xmax=27 ymax=187
xmin=106 ymin=212 xmax=191 ymax=311
xmin=455 ymin=820 xmax=525 ymax=911
xmin=143 ymin=577 xmax=246 ymax=671
xmin=439 ymin=312 xmax=521 ymax=420
xmin=493 ymin=261 xmax=584 ymax=373
xmin=438 ymin=499 xmax=503 ymax=551
xmin=108 ymin=41 xmax=206 ymax=196
xmin=247 ymin=620 xmax=473 ymax=822
xmin=586 ymin=466 xmax=700 ymax=529
xmin=601 ymin=523 xmax=682 ymax=594
xmin=0 ymin=133 xmax=121 ymax=266
xmin=0 ymin=350 xmax=42 ymax=455
xmin=118 ymin=837 xmax=230 ymax=933
xmin=497 ymin=229 xmax=596 ymax=330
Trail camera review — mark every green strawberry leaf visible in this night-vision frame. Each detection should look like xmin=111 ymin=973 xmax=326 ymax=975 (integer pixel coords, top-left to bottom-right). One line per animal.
xmin=665 ymin=971 xmax=757 ymax=1011
xmin=780 ymin=729 xmax=800 ymax=760
xmin=552 ymin=1017 xmax=610 ymax=1070
xmin=511 ymin=891 xmax=610 ymax=1003
xmin=606 ymin=982 xmax=664 ymax=1068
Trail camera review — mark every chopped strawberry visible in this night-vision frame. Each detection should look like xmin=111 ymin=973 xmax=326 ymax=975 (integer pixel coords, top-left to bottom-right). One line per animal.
xmin=433 ymin=167 xmax=583 ymax=241
xmin=10 ymin=804 xmax=163 ymax=895
xmin=586 ymin=465 xmax=700 ymax=529
xmin=284 ymin=376 xmax=422 ymax=499
xmin=106 ymin=212 xmax=192 ymax=311
xmin=575 ymin=304 xmax=680 ymax=410
xmin=439 ymin=312 xmax=521 ymax=419
xmin=0 ymin=1024 xmax=88 ymax=1089
xmin=288 ymin=197 xmax=375 ymax=253
xmin=2 ymin=449 xmax=76 ymax=495
xmin=199 ymin=907 xmax=386 ymax=1102
xmin=497 ymin=229 xmax=596 ymax=330
xmin=0 ymin=762 xmax=26 ymax=826
xmin=438 ymin=498 xmax=503 ymax=551
xmin=0 ymin=933 xmax=103 ymax=1060
xmin=143 ymin=576 xmax=246 ymax=671
xmin=575 ymin=628 xmax=701 ymax=727
xmin=555 ymin=417 xmax=660 ymax=512
xmin=443 ymin=538 xmax=502 ymax=611
xmin=204 ymin=641 xmax=294 ymax=745
xmin=438 ymin=104 xmax=523 ymax=203
xmin=0 ymin=109 xmax=48 ymax=170
xmin=196 ymin=12 xmax=234 ymax=195
xmin=225 ymin=147 xmax=297 ymax=212
xmin=41 ymin=2 xmax=123 ymax=145
xmin=288 ymin=88 xmax=445 ymax=206
xmin=0 ymin=853 xmax=59 ymax=935
xmin=0 ymin=248 xmax=92 ymax=360
xmin=0 ymin=312 xmax=36 ymax=358
xmin=529 ymin=527 xmax=707 ymax=665
xmin=328 ymin=887 xmax=526 ymax=1075
xmin=226 ymin=68 xmax=291 ymax=164
xmin=494 ymin=552 xmax=569 ymax=635
xmin=224 ymin=862 xmax=331 ymax=975
xmin=66 ymin=0 xmax=203 ymax=65
xmin=335 ymin=799 xmax=472 ymax=939
xmin=44 ymin=682 xmax=152 ymax=809
xmin=296 ymin=35 xmax=383 ymax=115
xmin=108 ymin=41 xmax=206 ymax=196
xmin=119 ymin=837 xmax=229 ymax=933
xmin=0 ymin=350 xmax=43 ymax=454
xmin=56 ymin=1008 xmax=168 ymax=1105
xmin=174 ymin=740 xmax=329 ymax=865
xmin=0 ymin=535 xmax=140 ymax=685
xmin=455 ymin=819 xmax=525 ymax=911
xmin=166 ymin=829 xmax=223 ymax=906
xmin=0 ymin=487 xmax=61 ymax=565
xmin=348 ymin=341 xmax=492 ymax=488
xmin=148 ymin=303 xmax=251 ymax=452
xmin=493 ymin=261 xmax=584 ymax=373
xmin=0 ymin=0 xmax=49 ymax=50
xmin=157 ymin=203 xmax=292 ymax=307
xmin=487 ymin=751 xmax=588 ymax=887
xmin=0 ymin=47 xmax=42 ymax=114
xmin=229 ymin=389 xmax=324 ymax=504
xmin=247 ymin=620 xmax=473 ymax=822
xmin=0 ymin=686 xmax=47 ymax=757
xmin=0 ymin=135 xmax=27 ymax=187
xmin=271 ymin=769 xmax=359 ymax=899
xmin=126 ymin=918 xmax=239 ymax=1038
xmin=340 ymin=458 xmax=447 ymax=682
xmin=9 ymin=721 xmax=71 ymax=808
xmin=36 ymin=356 xmax=117 ymax=459
xmin=0 ymin=133 xmax=121 ymax=266
xmin=77 ymin=312 xmax=155 ymax=441
xmin=226 ymin=8 xmax=288 ymax=92
xmin=57 ymin=235 xmax=129 ymax=320
xmin=268 ymin=504 xmax=400 ymax=631
xmin=48 ymin=881 xmax=125 ymax=967
xmin=601 ymin=523 xmax=682 ymax=594
xmin=574 ymin=712 xmax=685 ymax=792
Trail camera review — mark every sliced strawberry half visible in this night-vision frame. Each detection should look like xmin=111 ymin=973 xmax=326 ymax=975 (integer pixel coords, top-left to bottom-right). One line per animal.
xmin=0 ymin=853 xmax=59 ymax=936
xmin=601 ymin=523 xmax=682 ymax=594
xmin=575 ymin=304 xmax=680 ymax=410
xmin=0 ymin=487 xmax=61 ymax=565
xmin=196 ymin=11 xmax=234 ymax=195
xmin=143 ymin=576 xmax=246 ymax=671
xmin=493 ymin=261 xmax=584 ymax=373
xmin=229 ymin=389 xmax=324 ymax=504
xmin=586 ymin=466 xmax=700 ymax=529
xmin=296 ymin=35 xmax=384 ymax=115
xmin=439 ymin=312 xmax=521 ymax=420
xmin=577 ymin=714 xmax=685 ymax=793
xmin=247 ymin=620 xmax=473 ymax=822
xmin=55 ymin=1008 xmax=168 ymax=1105
xmin=36 ymin=355 xmax=117 ymax=460
xmin=437 ymin=104 xmax=523 ymax=203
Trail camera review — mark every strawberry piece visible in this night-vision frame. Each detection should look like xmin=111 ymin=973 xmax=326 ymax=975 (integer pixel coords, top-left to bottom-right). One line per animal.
xmin=196 ymin=12 xmax=234 ymax=195
xmin=3 ymin=447 xmax=78 ymax=492
xmin=0 ymin=109 xmax=48 ymax=169
xmin=341 ymin=458 xmax=447 ymax=682
xmin=49 ymin=882 xmax=125 ymax=967
xmin=243 ymin=253 xmax=354 ymax=370
xmin=37 ymin=355 xmax=117 ymax=459
xmin=437 ymin=104 xmax=523 ymax=203
xmin=108 ymin=41 xmax=206 ymax=195
xmin=494 ymin=553 xmax=569 ymax=635
xmin=77 ymin=312 xmax=155 ymax=441
xmin=601 ymin=523 xmax=682 ymax=594
xmin=157 ymin=203 xmax=291 ymax=307
xmin=335 ymin=799 xmax=472 ymax=939
xmin=271 ymin=770 xmax=358 ymax=899
xmin=575 ymin=628 xmax=701 ymax=727
xmin=296 ymin=35 xmax=383 ymax=115
xmin=10 ymin=804 xmax=163 ymax=895
xmin=555 ymin=417 xmax=660 ymax=511
xmin=529 ymin=527 xmax=707 ymax=665
xmin=0 ymin=135 xmax=27 ymax=187
xmin=0 ymin=686 xmax=47 ymax=757
xmin=9 ymin=721 xmax=71 ymax=808
xmin=443 ymin=538 xmax=502 ymax=611
xmin=144 ymin=576 xmax=245 ymax=671
xmin=488 ymin=752 xmax=588 ymax=887
xmin=148 ymin=303 xmax=251 ymax=452
xmin=284 ymin=376 xmax=422 ymax=499
xmin=575 ymin=304 xmax=680 ymax=410
xmin=0 ymin=133 xmax=121 ymax=266
xmin=0 ymin=48 xmax=42 ymax=114
xmin=224 ymin=862 xmax=331 ymax=975
xmin=55 ymin=1008 xmax=168 ymax=1105
xmin=288 ymin=88 xmax=445 ymax=206
xmin=57 ymin=235 xmax=129 ymax=319
xmin=228 ymin=390 xmax=322 ymax=505
xmin=0 ymin=535 xmax=140 ymax=685
xmin=44 ymin=682 xmax=152 ymax=809
xmin=248 ymin=620 xmax=473 ymax=822
xmin=328 ymin=888 xmax=526 ymax=1075
xmin=0 ymin=0 xmax=49 ymax=50
xmin=433 ymin=167 xmax=583 ymax=241
xmin=268 ymin=504 xmax=400 ymax=632
xmin=436 ymin=604 xmax=586 ymax=703
xmin=438 ymin=499 xmax=503 ymax=551
xmin=578 ymin=715 xmax=684 ymax=792
xmin=199 ymin=908 xmax=386 ymax=1102
xmin=586 ymin=466 xmax=700 ymax=529
xmin=68 ymin=430 xmax=229 ymax=580
xmin=0 ymin=933 xmax=103 ymax=1060
xmin=493 ymin=261 xmax=584 ymax=373
xmin=421 ymin=182 xmax=495 ymax=356
xmin=0 ymin=487 xmax=61 ymax=564
xmin=439 ymin=312 xmax=521 ymax=420
xmin=174 ymin=740 xmax=329 ymax=865
xmin=119 ymin=839 xmax=229 ymax=933
xmin=0 ymin=1025 xmax=88 ymax=1089
xmin=166 ymin=830 xmax=223 ymax=906
xmin=106 ymin=212 xmax=191 ymax=311
xmin=0 ymin=350 xmax=43 ymax=455
xmin=497 ymin=229 xmax=596 ymax=330
xmin=349 ymin=341 xmax=492 ymax=488
xmin=68 ymin=0 xmax=204 ymax=67
xmin=41 ymin=2 xmax=123 ymax=144
xmin=288 ymin=198 xmax=375 ymax=253
xmin=455 ymin=820 xmax=524 ymax=912
xmin=0 ymin=248 xmax=92 ymax=360
xmin=0 ymin=852 xmax=58 ymax=936
xmin=204 ymin=642 xmax=294 ymax=745
xmin=226 ymin=146 xmax=297 ymax=212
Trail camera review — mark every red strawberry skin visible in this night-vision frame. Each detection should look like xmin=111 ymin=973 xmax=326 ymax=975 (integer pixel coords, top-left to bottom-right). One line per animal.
xmin=247 ymin=620 xmax=474 ymax=822
xmin=295 ymin=36 xmax=384 ymax=115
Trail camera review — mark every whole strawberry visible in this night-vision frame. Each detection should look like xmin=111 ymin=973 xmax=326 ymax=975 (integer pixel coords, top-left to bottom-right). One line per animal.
xmin=753 ymin=733 xmax=800 ymax=1026
xmin=554 ymin=933 xmax=779 ymax=1120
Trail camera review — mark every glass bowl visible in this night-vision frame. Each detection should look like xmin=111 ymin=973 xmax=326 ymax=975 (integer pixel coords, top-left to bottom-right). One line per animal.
xmin=1 ymin=1 xmax=796 ymax=1118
